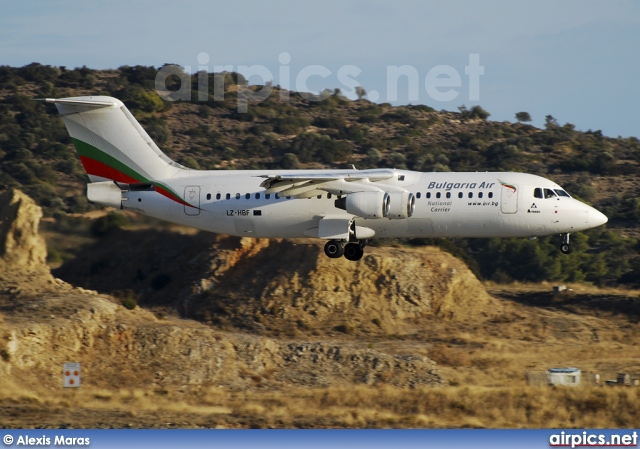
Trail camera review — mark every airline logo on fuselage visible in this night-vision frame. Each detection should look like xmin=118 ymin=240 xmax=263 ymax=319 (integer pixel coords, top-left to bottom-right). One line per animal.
xmin=427 ymin=181 xmax=496 ymax=190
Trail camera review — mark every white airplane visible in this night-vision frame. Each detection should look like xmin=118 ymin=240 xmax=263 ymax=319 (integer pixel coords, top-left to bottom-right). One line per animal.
xmin=43 ymin=96 xmax=608 ymax=261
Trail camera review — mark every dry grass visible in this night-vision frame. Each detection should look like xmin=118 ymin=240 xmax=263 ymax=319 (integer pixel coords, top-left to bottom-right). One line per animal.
xmin=1 ymin=383 xmax=639 ymax=428
xmin=484 ymin=280 xmax=640 ymax=296
xmin=3 ymin=278 xmax=640 ymax=428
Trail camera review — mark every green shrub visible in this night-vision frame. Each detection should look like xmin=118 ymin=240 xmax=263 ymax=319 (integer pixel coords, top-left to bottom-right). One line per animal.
xmin=90 ymin=212 xmax=128 ymax=237
xmin=121 ymin=297 xmax=138 ymax=310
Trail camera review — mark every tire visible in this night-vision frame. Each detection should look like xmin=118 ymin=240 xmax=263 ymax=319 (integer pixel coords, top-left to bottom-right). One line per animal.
xmin=343 ymin=242 xmax=364 ymax=261
xmin=560 ymin=244 xmax=572 ymax=254
xmin=324 ymin=240 xmax=344 ymax=258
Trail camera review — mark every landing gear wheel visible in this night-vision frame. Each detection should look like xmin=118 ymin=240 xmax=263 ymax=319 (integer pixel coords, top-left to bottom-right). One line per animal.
xmin=560 ymin=233 xmax=571 ymax=254
xmin=343 ymin=242 xmax=364 ymax=261
xmin=560 ymin=244 xmax=572 ymax=254
xmin=324 ymin=240 xmax=345 ymax=258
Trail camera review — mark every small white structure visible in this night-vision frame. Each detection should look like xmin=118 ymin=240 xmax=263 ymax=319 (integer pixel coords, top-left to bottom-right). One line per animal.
xmin=63 ymin=362 xmax=81 ymax=388
xmin=547 ymin=367 xmax=581 ymax=386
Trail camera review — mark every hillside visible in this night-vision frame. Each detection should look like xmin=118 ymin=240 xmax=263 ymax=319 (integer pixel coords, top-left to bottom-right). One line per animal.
xmin=0 ymin=63 xmax=638 ymax=287
xmin=54 ymin=229 xmax=495 ymax=336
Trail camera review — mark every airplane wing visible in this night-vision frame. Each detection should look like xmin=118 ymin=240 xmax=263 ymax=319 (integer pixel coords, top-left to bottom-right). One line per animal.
xmin=258 ymin=169 xmax=397 ymax=198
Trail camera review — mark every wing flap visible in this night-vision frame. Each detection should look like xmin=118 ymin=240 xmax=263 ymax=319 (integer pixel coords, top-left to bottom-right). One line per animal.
xmin=258 ymin=169 xmax=396 ymax=196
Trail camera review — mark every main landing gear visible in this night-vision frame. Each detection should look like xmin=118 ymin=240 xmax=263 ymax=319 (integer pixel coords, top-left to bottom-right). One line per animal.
xmin=324 ymin=239 xmax=367 ymax=261
xmin=560 ymin=233 xmax=572 ymax=254
xmin=322 ymin=218 xmax=369 ymax=261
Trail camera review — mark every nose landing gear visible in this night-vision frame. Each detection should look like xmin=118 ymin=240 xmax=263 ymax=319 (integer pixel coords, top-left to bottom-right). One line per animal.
xmin=560 ymin=233 xmax=572 ymax=254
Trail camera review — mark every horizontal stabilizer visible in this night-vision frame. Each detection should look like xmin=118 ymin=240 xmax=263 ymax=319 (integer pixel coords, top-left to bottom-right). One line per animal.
xmin=38 ymin=97 xmax=119 ymax=110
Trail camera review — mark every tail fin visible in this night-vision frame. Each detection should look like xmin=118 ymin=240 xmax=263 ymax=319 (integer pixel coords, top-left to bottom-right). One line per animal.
xmin=45 ymin=96 xmax=184 ymax=183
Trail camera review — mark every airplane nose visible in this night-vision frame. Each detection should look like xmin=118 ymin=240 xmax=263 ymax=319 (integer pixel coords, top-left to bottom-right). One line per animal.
xmin=589 ymin=207 xmax=608 ymax=228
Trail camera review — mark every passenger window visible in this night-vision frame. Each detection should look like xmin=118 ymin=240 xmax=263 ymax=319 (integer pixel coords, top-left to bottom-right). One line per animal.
xmin=216 ymin=193 xmax=221 ymax=200
xmin=255 ymin=193 xmax=260 ymax=199
xmin=245 ymin=193 xmax=250 ymax=199
xmin=206 ymin=193 xmax=211 ymax=200
xmin=265 ymin=193 xmax=271 ymax=199
xmin=446 ymin=192 xmax=451 ymax=199
xmin=426 ymin=192 xmax=431 ymax=199
xmin=468 ymin=192 xmax=473 ymax=198
xmin=235 ymin=193 xmax=240 ymax=199
xmin=458 ymin=192 xmax=463 ymax=198
xmin=275 ymin=193 xmax=280 ymax=199
xmin=226 ymin=193 xmax=231 ymax=200
xmin=317 ymin=195 xmax=321 ymax=199
xmin=544 ymin=188 xmax=557 ymax=199
xmin=416 ymin=192 xmax=421 ymax=199
xmin=327 ymin=193 xmax=332 ymax=199
xmin=286 ymin=196 xmax=291 ymax=199
xmin=436 ymin=192 xmax=441 ymax=199
xmin=479 ymin=192 xmax=483 ymax=199
xmin=534 ymin=188 xmax=543 ymax=199
xmin=488 ymin=192 xmax=493 ymax=199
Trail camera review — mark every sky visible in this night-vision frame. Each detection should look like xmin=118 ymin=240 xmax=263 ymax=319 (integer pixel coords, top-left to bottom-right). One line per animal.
xmin=1 ymin=0 xmax=639 ymax=138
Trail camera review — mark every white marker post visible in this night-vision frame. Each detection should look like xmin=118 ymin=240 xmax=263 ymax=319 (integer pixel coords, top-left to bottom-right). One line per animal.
xmin=63 ymin=362 xmax=81 ymax=388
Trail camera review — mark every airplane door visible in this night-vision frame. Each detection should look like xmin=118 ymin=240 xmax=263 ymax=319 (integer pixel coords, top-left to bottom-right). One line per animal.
xmin=184 ymin=186 xmax=200 ymax=216
xmin=500 ymin=183 xmax=518 ymax=214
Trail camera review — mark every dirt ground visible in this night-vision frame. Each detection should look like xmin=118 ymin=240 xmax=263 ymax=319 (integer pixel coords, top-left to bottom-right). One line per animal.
xmin=2 ymin=283 xmax=640 ymax=429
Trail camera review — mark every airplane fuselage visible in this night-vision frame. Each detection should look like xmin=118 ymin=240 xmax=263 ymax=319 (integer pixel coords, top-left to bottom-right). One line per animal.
xmin=123 ymin=169 xmax=606 ymax=240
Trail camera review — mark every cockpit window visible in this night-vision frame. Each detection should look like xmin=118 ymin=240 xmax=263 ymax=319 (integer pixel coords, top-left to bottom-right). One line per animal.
xmin=534 ymin=188 xmax=543 ymax=199
xmin=544 ymin=188 xmax=557 ymax=198
xmin=554 ymin=189 xmax=570 ymax=197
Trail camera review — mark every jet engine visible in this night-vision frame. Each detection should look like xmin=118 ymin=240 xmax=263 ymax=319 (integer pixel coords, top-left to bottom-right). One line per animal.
xmin=387 ymin=190 xmax=416 ymax=219
xmin=335 ymin=191 xmax=390 ymax=219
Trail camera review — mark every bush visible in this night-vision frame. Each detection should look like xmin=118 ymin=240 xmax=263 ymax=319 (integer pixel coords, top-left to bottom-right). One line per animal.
xmin=273 ymin=115 xmax=310 ymax=135
xmin=312 ymin=115 xmax=346 ymax=129
xmin=121 ymin=297 xmax=138 ymax=310
xmin=132 ymin=91 xmax=166 ymax=113
xmin=280 ymin=153 xmax=301 ymax=169
xmin=90 ymin=212 xmax=128 ymax=237
xmin=288 ymin=132 xmax=353 ymax=163
xmin=459 ymin=105 xmax=490 ymax=120
xmin=381 ymin=109 xmax=417 ymax=126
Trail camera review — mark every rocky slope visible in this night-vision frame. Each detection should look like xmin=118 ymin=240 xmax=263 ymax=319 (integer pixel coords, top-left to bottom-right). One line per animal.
xmin=55 ymin=230 xmax=495 ymax=336
xmin=1 ymin=190 xmax=447 ymax=393
xmin=0 ymin=189 xmax=52 ymax=283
